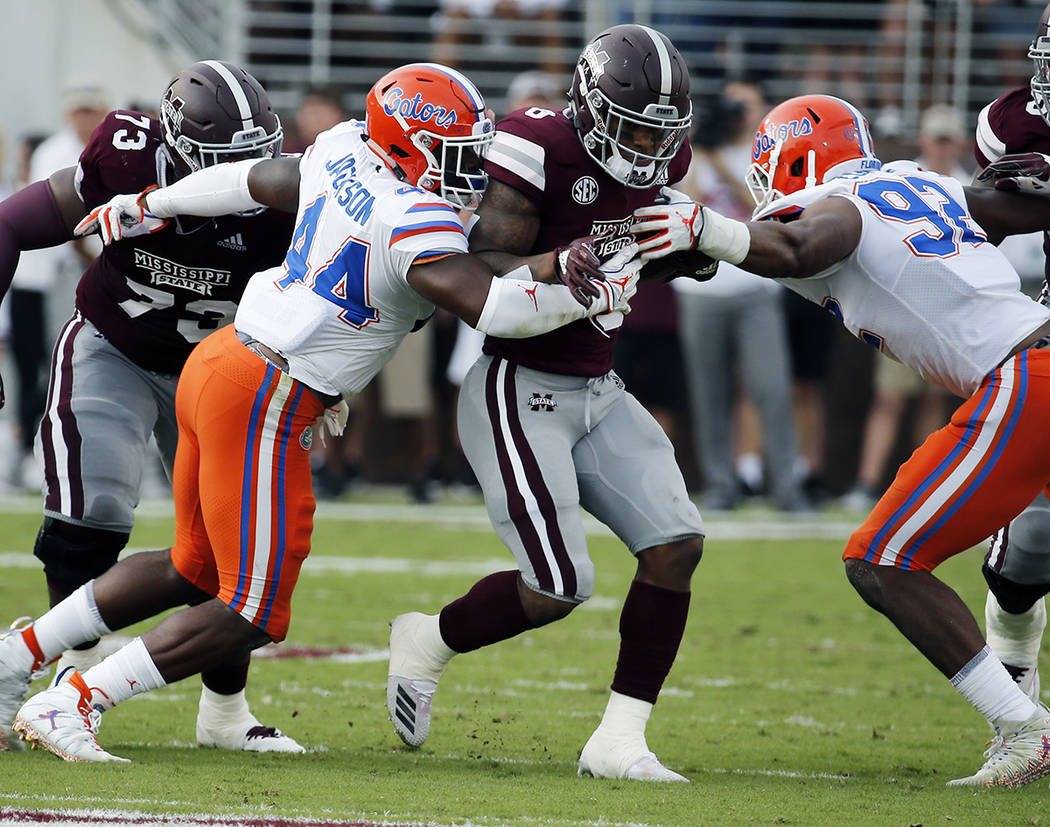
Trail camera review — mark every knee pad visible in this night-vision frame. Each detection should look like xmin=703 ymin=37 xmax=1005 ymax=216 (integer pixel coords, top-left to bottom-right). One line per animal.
xmin=982 ymin=562 xmax=1050 ymax=615
xmin=33 ymin=517 xmax=129 ymax=589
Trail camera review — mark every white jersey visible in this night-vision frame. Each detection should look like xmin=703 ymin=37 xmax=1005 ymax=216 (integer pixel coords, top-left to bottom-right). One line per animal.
xmin=755 ymin=161 xmax=1050 ymax=398
xmin=235 ymin=120 xmax=469 ymax=396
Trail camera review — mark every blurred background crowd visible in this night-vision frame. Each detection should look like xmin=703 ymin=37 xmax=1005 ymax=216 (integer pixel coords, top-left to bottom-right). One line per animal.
xmin=0 ymin=0 xmax=1046 ymax=510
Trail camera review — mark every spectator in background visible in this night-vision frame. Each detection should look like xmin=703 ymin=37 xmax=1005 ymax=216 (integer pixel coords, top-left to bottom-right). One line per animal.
xmin=675 ymin=80 xmax=808 ymax=512
xmin=504 ymin=69 xmax=564 ymax=114
xmin=7 ymin=86 xmax=107 ymax=492
xmin=282 ymin=86 xmax=346 ymax=154
xmin=841 ymin=104 xmax=971 ymax=512
xmin=432 ymin=0 xmax=570 ymax=77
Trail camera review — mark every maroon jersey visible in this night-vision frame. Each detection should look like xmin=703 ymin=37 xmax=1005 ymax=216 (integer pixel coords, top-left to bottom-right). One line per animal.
xmin=974 ymin=87 xmax=1050 ymax=282
xmin=74 ymin=110 xmax=294 ymax=374
xmin=480 ymin=108 xmax=691 ymax=376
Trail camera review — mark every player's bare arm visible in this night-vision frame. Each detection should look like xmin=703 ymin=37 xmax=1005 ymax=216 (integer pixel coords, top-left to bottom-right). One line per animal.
xmin=469 ymin=180 xmax=553 ymax=280
xmin=963 ymin=185 xmax=1050 ymax=241
xmin=47 ymin=167 xmax=89 ymax=231
xmin=738 ymin=197 xmax=863 ymax=279
xmin=470 ymin=179 xmax=606 ymax=305
xmin=245 ymin=157 xmax=302 ymax=213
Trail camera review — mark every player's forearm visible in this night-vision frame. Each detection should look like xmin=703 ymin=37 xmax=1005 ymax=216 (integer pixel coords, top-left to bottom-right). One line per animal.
xmin=475 ymin=249 xmax=557 ymax=284
xmin=145 ymin=159 xmax=267 ymax=218
xmin=0 ymin=180 xmax=74 ymax=302
xmin=474 ymin=268 xmax=591 ymax=337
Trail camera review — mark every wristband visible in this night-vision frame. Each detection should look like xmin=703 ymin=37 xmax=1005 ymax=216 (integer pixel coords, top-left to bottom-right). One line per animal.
xmin=698 ymin=208 xmax=751 ymax=265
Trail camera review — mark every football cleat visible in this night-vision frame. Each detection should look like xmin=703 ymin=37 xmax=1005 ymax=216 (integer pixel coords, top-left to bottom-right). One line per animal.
xmin=386 ymin=612 xmax=453 ymax=748
xmin=197 ymin=718 xmax=305 ymax=753
xmin=0 ymin=617 xmax=46 ymax=752
xmin=13 ymin=670 xmax=128 ymax=763
xmin=577 ymin=727 xmax=689 ymax=782
xmin=946 ymin=707 xmax=1050 ymax=787
xmin=196 ymin=687 xmax=305 ymax=753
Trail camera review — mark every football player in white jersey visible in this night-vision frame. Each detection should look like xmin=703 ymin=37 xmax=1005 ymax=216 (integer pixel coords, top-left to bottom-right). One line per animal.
xmin=0 ymin=63 xmax=640 ymax=763
xmin=631 ymin=93 xmax=1050 ymax=787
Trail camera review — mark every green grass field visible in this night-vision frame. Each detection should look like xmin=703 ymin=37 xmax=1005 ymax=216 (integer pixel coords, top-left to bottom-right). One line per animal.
xmin=0 ymin=501 xmax=1046 ymax=826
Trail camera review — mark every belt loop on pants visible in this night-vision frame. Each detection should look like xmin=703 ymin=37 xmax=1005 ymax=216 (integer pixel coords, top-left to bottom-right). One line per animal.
xmin=234 ymin=329 xmax=341 ymax=408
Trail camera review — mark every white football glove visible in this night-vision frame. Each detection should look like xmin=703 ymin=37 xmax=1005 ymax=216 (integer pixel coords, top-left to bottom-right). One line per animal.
xmin=74 ymin=185 xmax=170 ymax=245
xmin=586 ymin=243 xmax=641 ymax=316
xmin=630 ymin=186 xmax=704 ymax=260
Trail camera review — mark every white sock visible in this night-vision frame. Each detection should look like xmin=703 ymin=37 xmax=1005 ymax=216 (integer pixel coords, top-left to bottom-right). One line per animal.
xmin=80 ymin=637 xmax=165 ymax=708
xmin=951 ymin=645 xmax=1040 ymax=727
xmin=597 ymin=690 xmax=652 ymax=737
xmin=33 ymin=582 xmax=111 ymax=662
xmin=985 ymin=592 xmax=1046 ymax=666
xmin=198 ymin=686 xmax=255 ymax=724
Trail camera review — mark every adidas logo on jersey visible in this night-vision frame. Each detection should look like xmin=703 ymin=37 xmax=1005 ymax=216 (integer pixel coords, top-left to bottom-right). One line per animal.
xmin=217 ymin=233 xmax=246 ymax=251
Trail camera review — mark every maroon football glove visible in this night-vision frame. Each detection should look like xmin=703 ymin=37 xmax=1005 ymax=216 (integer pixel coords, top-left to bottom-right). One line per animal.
xmin=977 ymin=152 xmax=1050 ymax=195
xmin=553 ymin=234 xmax=605 ymax=308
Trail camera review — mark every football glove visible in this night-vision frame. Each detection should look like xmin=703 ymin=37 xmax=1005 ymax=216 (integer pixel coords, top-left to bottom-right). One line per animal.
xmin=553 ymin=234 xmax=605 ymax=308
xmin=587 ymin=243 xmax=641 ymax=316
xmin=630 ymin=186 xmax=704 ymax=259
xmin=74 ymin=185 xmax=170 ymax=245
xmin=977 ymin=152 xmax=1050 ymax=195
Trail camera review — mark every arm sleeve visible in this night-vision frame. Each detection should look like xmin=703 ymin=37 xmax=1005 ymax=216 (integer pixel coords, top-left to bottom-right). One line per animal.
xmin=0 ymin=180 xmax=73 ymax=303
xmin=474 ymin=268 xmax=590 ymax=337
xmin=145 ymin=158 xmax=265 ymax=218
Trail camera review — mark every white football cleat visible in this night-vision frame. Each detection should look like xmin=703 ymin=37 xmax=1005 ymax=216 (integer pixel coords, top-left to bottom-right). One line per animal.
xmin=195 ymin=687 xmax=304 ymax=753
xmin=386 ymin=612 xmax=454 ymax=748
xmin=0 ymin=617 xmax=43 ymax=751
xmin=985 ymin=592 xmax=1044 ymax=703
xmin=13 ymin=669 xmax=128 ymax=763
xmin=947 ymin=706 xmax=1050 ymax=787
xmin=577 ymin=727 xmax=689 ymax=782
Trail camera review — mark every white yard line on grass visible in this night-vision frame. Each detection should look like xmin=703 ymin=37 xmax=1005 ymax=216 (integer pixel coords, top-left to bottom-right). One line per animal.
xmin=0 ymin=495 xmax=859 ymax=540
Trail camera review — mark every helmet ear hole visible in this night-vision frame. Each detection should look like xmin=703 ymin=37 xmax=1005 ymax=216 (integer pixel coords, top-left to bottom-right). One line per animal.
xmin=789 ymin=156 xmax=805 ymax=177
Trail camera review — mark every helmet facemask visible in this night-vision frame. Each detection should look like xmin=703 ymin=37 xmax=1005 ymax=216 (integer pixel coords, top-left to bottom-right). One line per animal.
xmin=1031 ymin=34 xmax=1050 ymax=127
xmin=577 ymin=80 xmax=691 ymax=188
xmin=412 ymin=120 xmax=493 ymax=210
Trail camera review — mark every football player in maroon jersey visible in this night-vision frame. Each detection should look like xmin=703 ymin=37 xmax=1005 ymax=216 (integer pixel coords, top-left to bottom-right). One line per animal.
xmin=387 ymin=25 xmax=713 ymax=781
xmin=0 ymin=61 xmax=302 ymax=752
xmin=970 ymin=1 xmax=1050 ymax=710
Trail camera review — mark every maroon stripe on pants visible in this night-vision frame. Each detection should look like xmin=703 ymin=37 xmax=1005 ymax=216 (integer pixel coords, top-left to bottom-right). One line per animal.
xmin=40 ymin=315 xmax=85 ymax=519
xmin=497 ymin=362 xmax=577 ymax=597
xmin=484 ymin=358 xmax=554 ymax=592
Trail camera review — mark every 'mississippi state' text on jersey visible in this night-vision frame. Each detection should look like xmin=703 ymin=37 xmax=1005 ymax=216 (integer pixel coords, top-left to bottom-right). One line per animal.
xmin=75 ymin=110 xmax=294 ymax=374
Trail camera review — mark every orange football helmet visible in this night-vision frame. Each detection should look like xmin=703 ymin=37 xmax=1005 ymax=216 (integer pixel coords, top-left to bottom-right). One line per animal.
xmin=745 ymin=94 xmax=881 ymax=212
xmin=365 ymin=63 xmax=494 ymax=209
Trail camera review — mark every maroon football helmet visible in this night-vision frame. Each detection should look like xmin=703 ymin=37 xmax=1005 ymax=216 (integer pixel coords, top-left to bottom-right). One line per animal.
xmin=1030 ymin=3 xmax=1050 ymax=126
xmin=159 ymin=60 xmax=283 ymax=177
xmin=568 ymin=24 xmax=692 ymax=188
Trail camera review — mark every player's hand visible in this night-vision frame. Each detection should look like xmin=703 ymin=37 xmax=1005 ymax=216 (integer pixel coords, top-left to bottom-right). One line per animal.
xmin=977 ymin=152 xmax=1050 ymax=195
xmin=630 ymin=186 xmax=704 ymax=259
xmin=587 ymin=243 xmax=641 ymax=316
xmin=74 ymin=185 xmax=170 ymax=244
xmin=553 ymin=234 xmax=605 ymax=308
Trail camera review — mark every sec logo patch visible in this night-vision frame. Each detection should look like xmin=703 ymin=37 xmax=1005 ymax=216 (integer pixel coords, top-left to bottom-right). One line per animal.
xmin=300 ymin=426 xmax=313 ymax=451
xmin=572 ymin=176 xmax=598 ymax=204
